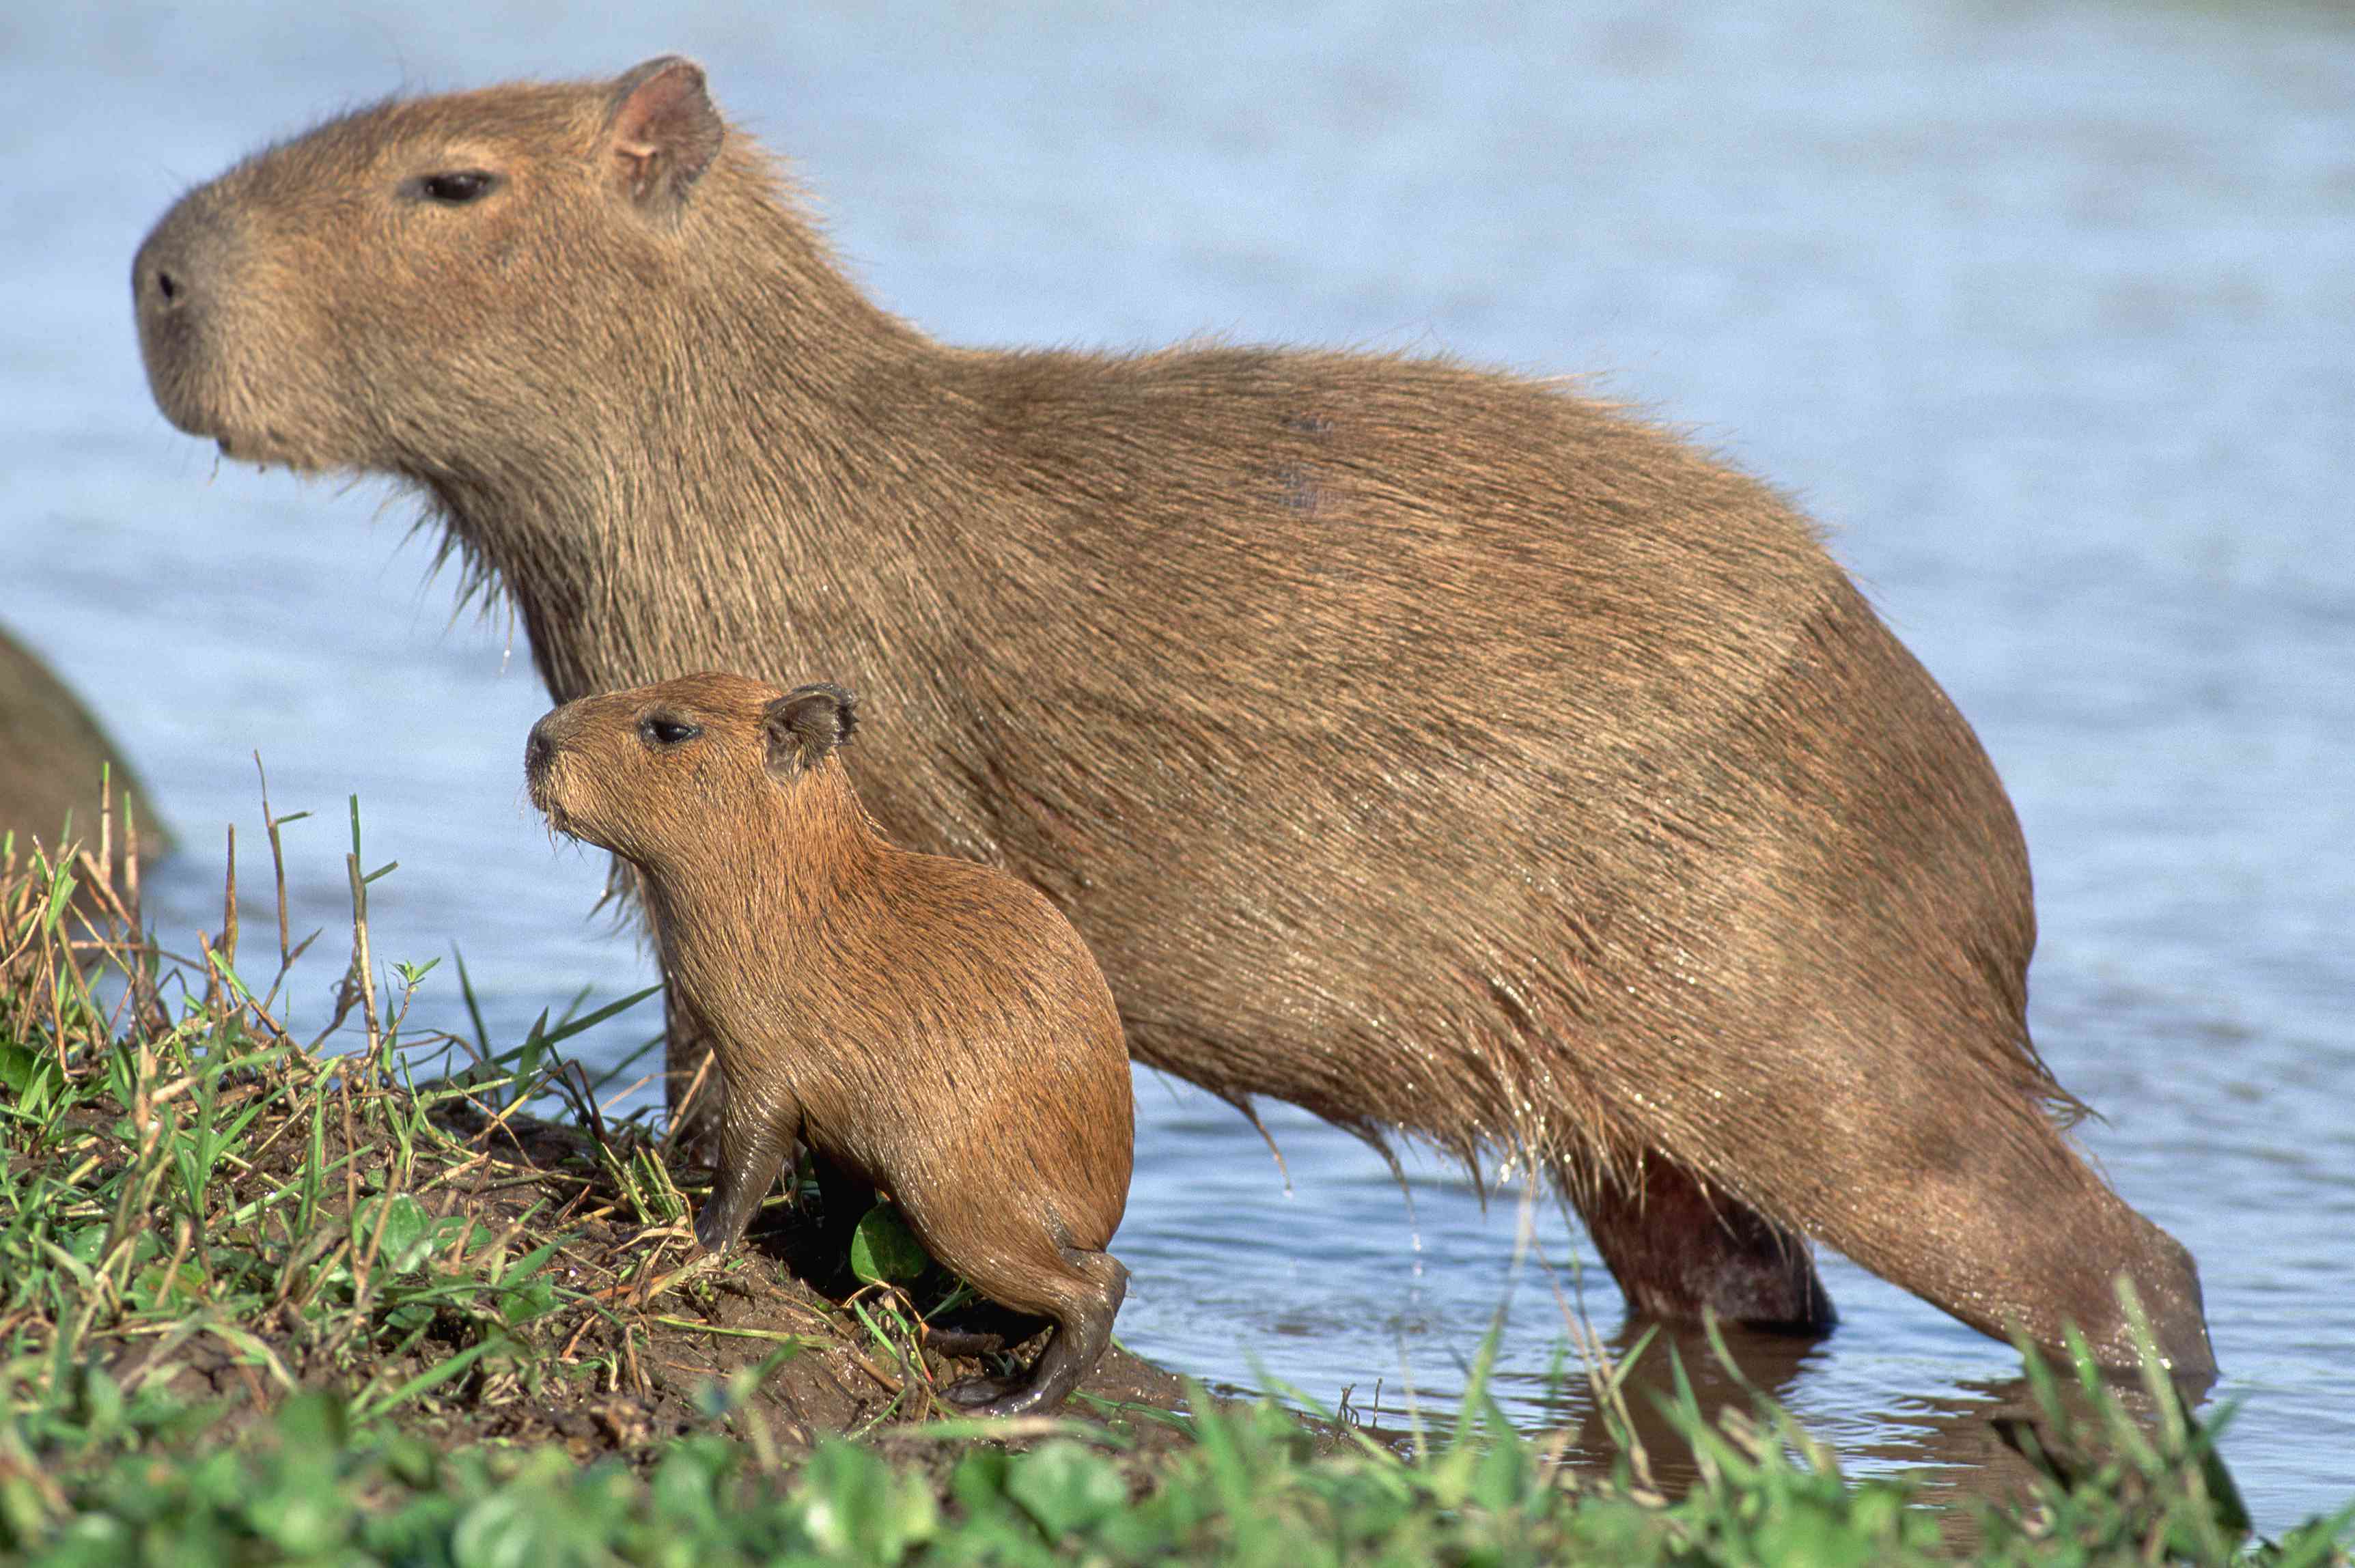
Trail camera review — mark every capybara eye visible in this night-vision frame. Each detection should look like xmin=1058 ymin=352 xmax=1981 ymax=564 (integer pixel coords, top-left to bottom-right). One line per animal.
xmin=638 ymin=714 xmax=702 ymax=748
xmin=406 ymin=170 xmax=502 ymax=206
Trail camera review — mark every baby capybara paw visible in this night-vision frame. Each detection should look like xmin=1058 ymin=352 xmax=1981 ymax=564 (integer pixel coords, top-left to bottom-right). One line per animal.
xmin=943 ymin=1373 xmax=1057 ymax=1419
xmin=691 ymin=1207 xmax=739 ymax=1255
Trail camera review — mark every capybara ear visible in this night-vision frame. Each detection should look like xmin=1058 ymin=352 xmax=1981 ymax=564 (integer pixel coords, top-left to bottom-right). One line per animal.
xmin=763 ymin=684 xmax=857 ymax=778
xmin=602 ymin=57 xmax=723 ymax=215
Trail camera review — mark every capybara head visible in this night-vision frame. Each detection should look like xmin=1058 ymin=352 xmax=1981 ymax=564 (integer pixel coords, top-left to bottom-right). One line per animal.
xmin=527 ymin=671 xmax=854 ymax=871
xmin=133 ymin=57 xmax=766 ymax=477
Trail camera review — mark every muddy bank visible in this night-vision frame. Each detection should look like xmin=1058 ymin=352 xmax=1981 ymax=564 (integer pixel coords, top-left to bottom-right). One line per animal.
xmin=404 ymin=1100 xmax=1201 ymax=1468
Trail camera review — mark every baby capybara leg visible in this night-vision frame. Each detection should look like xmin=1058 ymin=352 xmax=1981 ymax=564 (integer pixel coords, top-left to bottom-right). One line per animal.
xmin=694 ymin=1103 xmax=791 ymax=1255
xmin=1576 ymin=1149 xmax=1837 ymax=1333
xmin=944 ymin=1250 xmax=1128 ymax=1418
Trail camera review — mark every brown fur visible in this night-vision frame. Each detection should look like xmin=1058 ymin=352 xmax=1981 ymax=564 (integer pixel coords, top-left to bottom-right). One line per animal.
xmin=1 ymin=623 xmax=169 ymax=876
xmin=527 ymin=672 xmax=1134 ymax=1416
xmin=133 ymin=57 xmax=2213 ymax=1373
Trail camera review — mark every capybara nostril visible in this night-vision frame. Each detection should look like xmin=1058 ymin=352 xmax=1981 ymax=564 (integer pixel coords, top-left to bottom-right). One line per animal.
xmin=133 ymin=223 xmax=197 ymax=315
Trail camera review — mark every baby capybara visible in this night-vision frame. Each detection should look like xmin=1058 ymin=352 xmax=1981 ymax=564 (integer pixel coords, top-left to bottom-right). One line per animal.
xmin=135 ymin=57 xmax=2211 ymax=1373
xmin=525 ymin=672 xmax=1134 ymax=1416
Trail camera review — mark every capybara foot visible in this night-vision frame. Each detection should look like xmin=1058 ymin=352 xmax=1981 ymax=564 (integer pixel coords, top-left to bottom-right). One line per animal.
xmin=691 ymin=1206 xmax=737 ymax=1255
xmin=695 ymin=1120 xmax=789 ymax=1255
xmin=938 ymin=1350 xmax=1082 ymax=1419
xmin=943 ymin=1373 xmax=1031 ymax=1415
xmin=941 ymin=1250 xmax=1127 ymax=1417
xmin=936 ymin=1329 xmax=1090 ymax=1419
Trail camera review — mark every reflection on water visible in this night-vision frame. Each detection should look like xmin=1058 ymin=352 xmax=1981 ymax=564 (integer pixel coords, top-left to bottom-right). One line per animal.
xmin=1496 ymin=1322 xmax=2188 ymax=1550
xmin=3 ymin=0 xmax=2350 ymax=1532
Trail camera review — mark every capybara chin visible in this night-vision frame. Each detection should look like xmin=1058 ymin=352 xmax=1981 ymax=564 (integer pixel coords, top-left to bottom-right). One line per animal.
xmin=137 ymin=56 xmax=2213 ymax=1375
xmin=527 ymin=672 xmax=1134 ymax=1417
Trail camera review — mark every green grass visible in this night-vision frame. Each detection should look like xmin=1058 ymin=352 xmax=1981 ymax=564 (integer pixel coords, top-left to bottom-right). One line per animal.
xmin=1 ymin=812 xmax=2349 ymax=1566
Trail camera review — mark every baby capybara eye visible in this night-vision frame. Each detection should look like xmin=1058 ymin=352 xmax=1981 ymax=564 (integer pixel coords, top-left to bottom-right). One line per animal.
xmin=637 ymin=713 xmax=701 ymax=748
xmin=406 ymin=170 xmax=501 ymax=205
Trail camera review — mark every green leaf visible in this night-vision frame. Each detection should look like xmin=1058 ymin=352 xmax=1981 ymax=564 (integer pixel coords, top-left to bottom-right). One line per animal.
xmin=1005 ymin=1441 xmax=1128 ymax=1538
xmin=384 ymin=1300 xmax=437 ymax=1341
xmin=0 ymin=1041 xmax=46 ymax=1097
xmin=62 ymin=1223 xmax=108 ymax=1267
xmin=2182 ymin=1403 xmax=2253 ymax=1541
xmin=0 ymin=1044 xmax=62 ymax=1125
xmin=650 ymin=1437 xmax=734 ymax=1532
xmin=848 ymin=1203 xmax=929 ymax=1285
xmin=496 ymin=1276 xmax=559 ymax=1327
xmin=449 ymin=1489 xmax=556 ymax=1568
xmin=1473 ymin=1418 xmax=1532 ymax=1514
xmin=949 ymin=1447 xmax=1014 ymax=1516
xmin=273 ymin=1390 xmax=350 ymax=1457
xmin=41 ymin=869 xmax=78 ymax=933
xmin=796 ymin=1441 xmax=937 ymax=1560
xmin=77 ymin=1364 xmax=124 ymax=1440
xmin=356 ymin=1193 xmax=435 ymax=1273
xmin=133 ymin=1255 xmax=207 ymax=1310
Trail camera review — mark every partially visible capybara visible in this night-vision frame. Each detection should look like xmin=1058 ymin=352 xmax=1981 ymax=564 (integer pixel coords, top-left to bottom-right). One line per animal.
xmin=133 ymin=57 xmax=2213 ymax=1373
xmin=527 ymin=672 xmax=1134 ymax=1416
xmin=1 ymin=622 xmax=170 ymax=880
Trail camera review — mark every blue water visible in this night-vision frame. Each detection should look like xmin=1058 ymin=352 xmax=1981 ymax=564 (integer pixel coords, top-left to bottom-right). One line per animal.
xmin=3 ymin=0 xmax=2350 ymax=1528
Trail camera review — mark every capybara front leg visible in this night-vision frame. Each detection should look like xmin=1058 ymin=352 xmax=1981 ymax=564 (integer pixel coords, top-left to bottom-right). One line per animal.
xmin=945 ymin=1250 xmax=1128 ymax=1418
xmin=694 ymin=1102 xmax=791 ymax=1255
xmin=1575 ymin=1149 xmax=1835 ymax=1333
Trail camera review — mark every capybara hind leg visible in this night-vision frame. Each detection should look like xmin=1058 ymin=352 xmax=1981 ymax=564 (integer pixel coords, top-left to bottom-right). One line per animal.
xmin=945 ymin=1250 xmax=1128 ymax=1418
xmin=1805 ymin=1123 xmax=2213 ymax=1377
xmin=1576 ymin=1149 xmax=1835 ymax=1332
xmin=694 ymin=1104 xmax=790 ymax=1255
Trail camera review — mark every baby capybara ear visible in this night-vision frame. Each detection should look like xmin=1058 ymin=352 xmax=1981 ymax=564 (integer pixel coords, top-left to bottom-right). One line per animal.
xmin=763 ymin=684 xmax=857 ymax=778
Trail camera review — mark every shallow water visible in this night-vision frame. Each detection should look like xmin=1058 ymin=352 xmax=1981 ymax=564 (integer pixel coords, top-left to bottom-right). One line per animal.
xmin=5 ymin=0 xmax=2351 ymax=1528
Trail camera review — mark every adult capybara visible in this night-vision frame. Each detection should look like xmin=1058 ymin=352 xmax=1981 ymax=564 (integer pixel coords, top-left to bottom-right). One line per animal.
xmin=527 ymin=673 xmax=1134 ymax=1416
xmin=133 ymin=57 xmax=2213 ymax=1373
xmin=1 ymin=622 xmax=169 ymax=879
